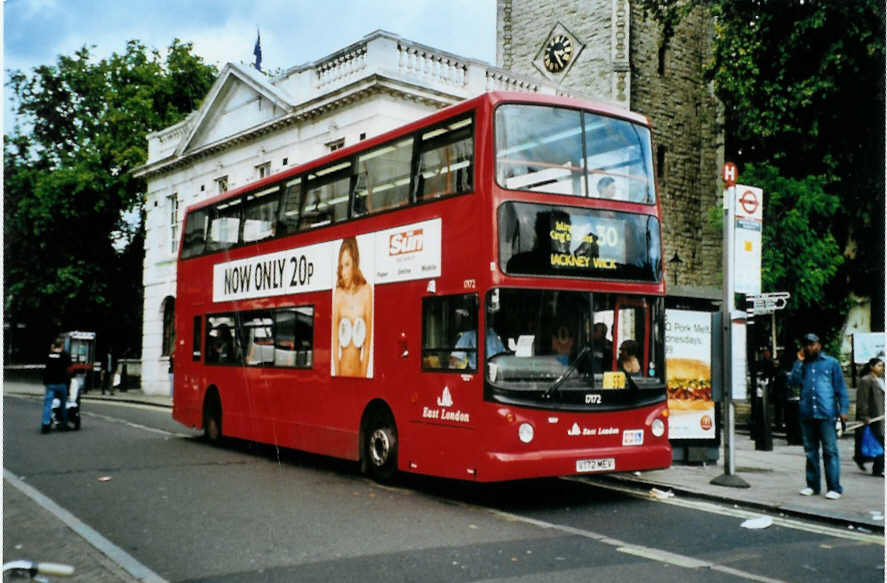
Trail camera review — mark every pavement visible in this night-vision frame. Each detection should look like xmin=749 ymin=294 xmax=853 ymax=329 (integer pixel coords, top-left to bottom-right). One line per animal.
xmin=3 ymin=379 xmax=884 ymax=580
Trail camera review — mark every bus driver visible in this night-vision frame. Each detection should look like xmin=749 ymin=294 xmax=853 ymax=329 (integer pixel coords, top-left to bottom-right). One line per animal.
xmin=332 ymin=237 xmax=373 ymax=377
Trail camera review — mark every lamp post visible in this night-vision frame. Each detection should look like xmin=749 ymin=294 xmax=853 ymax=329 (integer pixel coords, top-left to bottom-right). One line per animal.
xmin=668 ymin=251 xmax=683 ymax=286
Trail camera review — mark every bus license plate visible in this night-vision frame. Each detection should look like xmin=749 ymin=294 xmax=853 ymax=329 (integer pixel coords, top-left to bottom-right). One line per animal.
xmin=576 ymin=458 xmax=615 ymax=473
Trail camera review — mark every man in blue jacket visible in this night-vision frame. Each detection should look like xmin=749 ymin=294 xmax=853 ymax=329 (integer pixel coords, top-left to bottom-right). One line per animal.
xmin=788 ymin=333 xmax=849 ymax=500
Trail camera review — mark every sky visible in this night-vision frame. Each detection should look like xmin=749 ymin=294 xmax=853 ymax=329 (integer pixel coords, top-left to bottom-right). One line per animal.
xmin=3 ymin=0 xmax=498 ymax=130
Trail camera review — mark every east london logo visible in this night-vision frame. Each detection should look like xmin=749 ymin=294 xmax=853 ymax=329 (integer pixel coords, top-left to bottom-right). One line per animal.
xmin=567 ymin=423 xmax=619 ymax=437
xmin=422 ymin=386 xmax=470 ymax=424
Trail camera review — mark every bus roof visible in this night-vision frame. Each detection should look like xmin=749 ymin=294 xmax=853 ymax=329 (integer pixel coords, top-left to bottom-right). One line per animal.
xmin=184 ymin=91 xmax=650 ymax=215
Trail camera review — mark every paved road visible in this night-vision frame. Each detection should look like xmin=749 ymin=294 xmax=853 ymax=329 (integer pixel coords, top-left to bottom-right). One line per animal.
xmin=4 ymin=395 xmax=884 ymax=582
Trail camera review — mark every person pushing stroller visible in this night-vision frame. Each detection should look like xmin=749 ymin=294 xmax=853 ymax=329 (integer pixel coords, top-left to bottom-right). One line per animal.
xmin=41 ymin=336 xmax=72 ymax=433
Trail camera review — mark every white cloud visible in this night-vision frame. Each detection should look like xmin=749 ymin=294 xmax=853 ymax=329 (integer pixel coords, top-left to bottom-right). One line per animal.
xmin=4 ymin=0 xmax=496 ymax=129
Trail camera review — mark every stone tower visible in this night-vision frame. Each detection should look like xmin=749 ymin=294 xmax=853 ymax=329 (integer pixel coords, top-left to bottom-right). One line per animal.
xmin=498 ymin=0 xmax=723 ymax=298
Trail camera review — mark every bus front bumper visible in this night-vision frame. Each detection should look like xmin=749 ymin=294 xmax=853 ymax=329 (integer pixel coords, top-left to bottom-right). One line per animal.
xmin=476 ymin=443 xmax=672 ymax=482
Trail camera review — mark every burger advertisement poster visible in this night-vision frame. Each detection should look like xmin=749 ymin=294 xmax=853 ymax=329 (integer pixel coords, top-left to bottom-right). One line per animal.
xmin=665 ymin=310 xmax=715 ymax=440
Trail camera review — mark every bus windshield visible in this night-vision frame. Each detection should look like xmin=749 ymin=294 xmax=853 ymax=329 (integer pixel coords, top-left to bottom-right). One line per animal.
xmin=495 ymin=104 xmax=655 ymax=204
xmin=485 ymin=289 xmax=665 ymax=408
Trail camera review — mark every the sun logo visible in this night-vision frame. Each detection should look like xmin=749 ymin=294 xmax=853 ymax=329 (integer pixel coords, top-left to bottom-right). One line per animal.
xmin=389 ymin=228 xmax=424 ymax=256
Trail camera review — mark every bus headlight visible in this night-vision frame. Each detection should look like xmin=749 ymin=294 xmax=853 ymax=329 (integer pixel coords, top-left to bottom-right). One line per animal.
xmin=651 ymin=418 xmax=665 ymax=437
xmin=518 ymin=423 xmax=535 ymax=443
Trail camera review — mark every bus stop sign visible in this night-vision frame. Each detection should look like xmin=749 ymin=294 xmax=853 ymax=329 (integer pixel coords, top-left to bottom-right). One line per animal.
xmin=722 ymin=162 xmax=738 ymax=187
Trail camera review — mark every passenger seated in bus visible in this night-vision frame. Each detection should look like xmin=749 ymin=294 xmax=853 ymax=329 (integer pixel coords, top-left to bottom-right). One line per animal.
xmin=450 ymin=328 xmax=505 ymax=370
xmin=300 ymin=192 xmax=331 ymax=229
xmin=591 ymin=323 xmax=613 ymax=372
xmin=618 ymin=340 xmax=641 ymax=375
xmin=550 ymin=325 xmax=575 ymax=365
xmin=209 ymin=324 xmax=238 ymax=364
xmin=596 ymin=176 xmax=616 ymax=199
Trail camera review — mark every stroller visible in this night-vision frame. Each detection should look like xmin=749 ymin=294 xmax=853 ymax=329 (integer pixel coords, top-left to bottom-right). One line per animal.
xmin=51 ymin=374 xmax=83 ymax=431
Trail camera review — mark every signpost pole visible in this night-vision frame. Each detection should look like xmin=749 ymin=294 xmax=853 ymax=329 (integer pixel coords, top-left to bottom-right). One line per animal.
xmin=712 ymin=163 xmax=750 ymax=488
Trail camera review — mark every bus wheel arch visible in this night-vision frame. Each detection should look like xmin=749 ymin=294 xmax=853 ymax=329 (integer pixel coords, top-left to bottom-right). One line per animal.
xmin=360 ymin=400 xmax=398 ymax=482
xmin=203 ymin=386 xmax=223 ymax=444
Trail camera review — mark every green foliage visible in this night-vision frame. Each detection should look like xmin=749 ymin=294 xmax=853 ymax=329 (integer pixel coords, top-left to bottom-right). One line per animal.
xmin=745 ymin=162 xmax=844 ymax=322
xmin=4 ymin=40 xmax=216 ymax=360
xmin=638 ymin=0 xmax=886 ymax=346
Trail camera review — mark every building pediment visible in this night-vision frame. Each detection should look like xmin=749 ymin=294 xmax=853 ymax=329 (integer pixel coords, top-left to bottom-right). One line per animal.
xmin=134 ymin=31 xmax=563 ymax=179
xmin=176 ymin=63 xmax=295 ymax=157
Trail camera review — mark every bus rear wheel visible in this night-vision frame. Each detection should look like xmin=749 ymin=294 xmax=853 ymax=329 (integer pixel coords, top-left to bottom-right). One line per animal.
xmin=203 ymin=394 xmax=222 ymax=444
xmin=364 ymin=411 xmax=398 ymax=483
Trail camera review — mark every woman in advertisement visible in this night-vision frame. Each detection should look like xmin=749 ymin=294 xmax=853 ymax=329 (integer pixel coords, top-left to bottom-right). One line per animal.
xmin=332 ymin=237 xmax=373 ymax=377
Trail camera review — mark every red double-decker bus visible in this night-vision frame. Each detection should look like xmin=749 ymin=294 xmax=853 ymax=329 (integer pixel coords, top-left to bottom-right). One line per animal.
xmin=173 ymin=92 xmax=670 ymax=482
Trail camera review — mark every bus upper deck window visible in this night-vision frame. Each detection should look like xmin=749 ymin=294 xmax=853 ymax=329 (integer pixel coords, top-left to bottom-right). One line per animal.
xmin=181 ymin=209 xmax=209 ymax=259
xmin=278 ymin=179 xmax=303 ymax=235
xmin=300 ymin=162 xmax=352 ymax=229
xmin=495 ymin=105 xmax=584 ymax=197
xmin=415 ymin=117 xmax=474 ymax=201
xmin=584 ymin=114 xmax=655 ymax=204
xmin=206 ymin=199 xmax=242 ymax=252
xmin=243 ymin=187 xmax=280 ymax=243
xmin=354 ymin=138 xmax=412 ymax=215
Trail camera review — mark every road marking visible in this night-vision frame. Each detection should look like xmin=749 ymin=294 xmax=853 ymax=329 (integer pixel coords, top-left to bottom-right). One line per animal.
xmin=5 ymin=393 xmax=169 ymax=410
xmin=84 ymin=400 xmax=171 ymax=412
xmin=4 ymin=469 xmax=169 ymax=583
xmin=485 ymin=507 xmax=789 ymax=582
xmin=570 ymin=476 xmax=884 ymax=545
xmin=82 ymin=410 xmax=195 ymax=438
xmin=5 ymin=393 xmax=196 ymax=438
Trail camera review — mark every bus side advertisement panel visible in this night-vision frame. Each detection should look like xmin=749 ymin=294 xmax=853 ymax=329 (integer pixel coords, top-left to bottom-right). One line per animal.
xmin=212 ymin=241 xmax=334 ymax=303
xmin=210 ymin=218 xmax=442 ymax=382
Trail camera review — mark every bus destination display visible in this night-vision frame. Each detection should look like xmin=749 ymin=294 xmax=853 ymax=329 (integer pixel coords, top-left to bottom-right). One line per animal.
xmin=498 ymin=202 xmax=661 ymax=281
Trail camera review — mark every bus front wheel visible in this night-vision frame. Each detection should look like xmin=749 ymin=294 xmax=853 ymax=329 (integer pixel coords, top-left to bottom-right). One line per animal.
xmin=364 ymin=411 xmax=398 ymax=482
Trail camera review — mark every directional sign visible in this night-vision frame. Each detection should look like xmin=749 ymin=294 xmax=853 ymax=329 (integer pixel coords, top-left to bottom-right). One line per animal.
xmin=746 ymin=292 xmax=790 ymax=315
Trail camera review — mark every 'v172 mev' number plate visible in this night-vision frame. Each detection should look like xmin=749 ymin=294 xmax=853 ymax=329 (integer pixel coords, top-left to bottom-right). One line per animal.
xmin=576 ymin=457 xmax=615 ymax=473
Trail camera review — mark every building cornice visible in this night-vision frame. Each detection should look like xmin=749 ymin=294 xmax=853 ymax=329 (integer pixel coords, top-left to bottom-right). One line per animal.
xmin=133 ymin=75 xmax=458 ymax=179
xmin=133 ymin=30 xmax=567 ymax=181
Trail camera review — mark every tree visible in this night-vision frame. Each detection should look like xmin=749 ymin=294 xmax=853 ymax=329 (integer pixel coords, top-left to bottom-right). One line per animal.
xmin=4 ymin=40 xmax=216 ymax=361
xmin=640 ymin=0 xmax=885 ymax=345
xmin=745 ymin=163 xmax=845 ymax=346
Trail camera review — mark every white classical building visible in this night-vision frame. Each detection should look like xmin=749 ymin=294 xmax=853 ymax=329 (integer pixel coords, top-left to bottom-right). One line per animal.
xmin=135 ymin=30 xmax=614 ymax=395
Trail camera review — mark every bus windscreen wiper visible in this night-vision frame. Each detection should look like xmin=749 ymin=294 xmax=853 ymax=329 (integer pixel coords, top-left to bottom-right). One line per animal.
xmin=543 ymin=345 xmax=592 ymax=400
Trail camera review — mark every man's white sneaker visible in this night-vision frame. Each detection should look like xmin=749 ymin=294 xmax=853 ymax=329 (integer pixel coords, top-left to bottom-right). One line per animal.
xmin=799 ymin=487 xmax=815 ymax=496
xmin=825 ymin=491 xmax=841 ymax=500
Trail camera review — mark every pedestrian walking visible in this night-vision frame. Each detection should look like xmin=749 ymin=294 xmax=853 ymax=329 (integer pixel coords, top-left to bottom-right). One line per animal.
xmin=854 ymin=356 xmax=885 ymax=477
xmin=771 ymin=353 xmax=791 ymax=431
xmin=788 ymin=332 xmax=849 ymax=500
xmin=41 ymin=336 xmax=72 ymax=433
xmin=168 ymin=354 xmax=174 ymax=399
xmin=751 ymin=347 xmax=778 ymax=438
